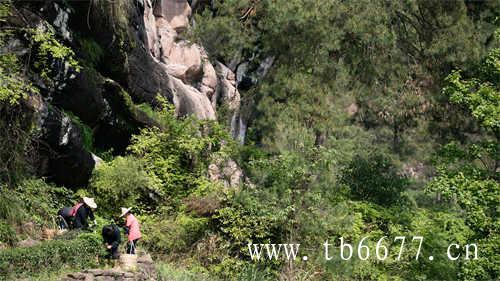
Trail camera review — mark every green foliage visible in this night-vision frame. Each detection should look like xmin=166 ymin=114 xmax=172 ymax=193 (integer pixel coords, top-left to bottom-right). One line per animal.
xmin=31 ymin=27 xmax=80 ymax=81
xmin=213 ymin=147 xmax=349 ymax=268
xmin=0 ymin=102 xmax=35 ymax=186
xmin=444 ymin=49 xmax=500 ymax=132
xmin=0 ymin=54 xmax=37 ymax=105
xmin=194 ymin=0 xmax=493 ymax=155
xmin=0 ymin=1 xmax=497 ymax=280
xmin=424 ymin=49 xmax=500 ymax=280
xmin=0 ymin=23 xmax=38 ymax=183
xmin=321 ymin=201 xmax=471 ymax=281
xmin=0 ymin=191 xmax=25 ymax=225
xmin=234 ymin=264 xmax=276 ymax=281
xmin=428 ymin=172 xmax=498 ymax=235
xmin=0 ymin=233 xmax=102 ymax=279
xmin=141 ymin=213 xmax=209 ymax=254
xmin=0 ymin=220 xmax=17 ymax=246
xmin=156 ymin=262 xmax=214 ymax=281
xmin=340 ymin=153 xmax=409 ymax=206
xmin=90 ymin=156 xmax=162 ymax=216
xmin=0 ymin=2 xmax=9 ymax=22
xmin=14 ymin=178 xmax=73 ymax=226
xmin=128 ymin=103 xmax=233 ymax=205
xmin=215 ymin=193 xmax=282 ymax=254
xmin=190 ymin=6 xmax=255 ymax=61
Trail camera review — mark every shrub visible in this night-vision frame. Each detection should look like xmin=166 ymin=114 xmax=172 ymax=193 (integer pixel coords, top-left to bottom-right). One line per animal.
xmin=0 ymin=192 xmax=25 ymax=225
xmin=90 ymin=156 xmax=162 ymax=216
xmin=14 ymin=178 xmax=73 ymax=226
xmin=340 ymin=153 xmax=409 ymax=206
xmin=156 ymin=262 xmax=213 ymax=281
xmin=0 ymin=233 xmax=102 ymax=279
xmin=141 ymin=213 xmax=209 ymax=254
xmin=30 ymin=27 xmax=80 ymax=81
xmin=214 ymin=196 xmax=283 ymax=256
xmin=0 ymin=220 xmax=17 ymax=246
xmin=129 ymin=102 xmax=234 ymax=206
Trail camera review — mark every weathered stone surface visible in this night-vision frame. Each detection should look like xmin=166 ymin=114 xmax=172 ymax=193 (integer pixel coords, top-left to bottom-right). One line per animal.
xmin=153 ymin=0 xmax=192 ymax=33
xmin=402 ymin=162 xmax=427 ymax=180
xmin=53 ymin=68 xmax=106 ymax=127
xmin=164 ymin=41 xmax=202 ymax=76
xmin=137 ymin=254 xmax=153 ymax=264
xmin=170 ymin=76 xmax=216 ymax=120
xmin=67 ymin=273 xmax=88 ymax=280
xmin=346 ymin=103 xmax=359 ymax=117
xmin=24 ymin=93 xmax=95 ymax=188
xmin=127 ymin=45 xmax=175 ymax=106
xmin=94 ymin=79 xmax=160 ymax=154
xmin=156 ymin=17 xmax=176 ymax=60
xmin=62 ymin=254 xmax=156 ymax=281
xmin=215 ymin=62 xmax=240 ymax=111
xmin=4 ymin=0 xmax=249 ymax=190
xmin=143 ymin=0 xmax=160 ymax=57
xmin=52 ymin=3 xmax=72 ymax=41
xmin=55 ymin=67 xmax=159 ymax=156
xmin=17 ymin=238 xmax=41 ymax=248
xmin=92 ymin=154 xmax=104 ymax=167
xmin=209 ymin=159 xmax=242 ymax=187
xmin=201 ymin=55 xmax=218 ymax=98
xmin=94 ymin=277 xmax=114 ymax=281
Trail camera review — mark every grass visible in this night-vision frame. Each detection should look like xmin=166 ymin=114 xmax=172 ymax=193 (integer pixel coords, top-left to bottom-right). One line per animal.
xmin=156 ymin=262 xmax=214 ymax=281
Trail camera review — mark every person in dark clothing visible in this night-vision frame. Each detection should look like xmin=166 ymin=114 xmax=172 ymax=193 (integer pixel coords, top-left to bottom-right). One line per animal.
xmin=74 ymin=204 xmax=95 ymax=229
xmin=73 ymin=197 xmax=97 ymax=230
xmin=57 ymin=206 xmax=73 ymax=229
xmin=102 ymin=224 xmax=121 ymax=259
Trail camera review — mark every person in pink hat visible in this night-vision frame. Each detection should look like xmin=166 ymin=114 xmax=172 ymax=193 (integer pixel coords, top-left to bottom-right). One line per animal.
xmin=120 ymin=207 xmax=141 ymax=254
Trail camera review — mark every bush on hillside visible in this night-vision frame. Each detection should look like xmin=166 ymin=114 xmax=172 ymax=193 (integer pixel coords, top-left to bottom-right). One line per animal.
xmin=0 ymin=233 xmax=102 ymax=279
xmin=0 ymin=220 xmax=17 ymax=246
xmin=14 ymin=178 xmax=73 ymax=226
xmin=90 ymin=156 xmax=162 ymax=216
xmin=341 ymin=153 xmax=409 ymax=206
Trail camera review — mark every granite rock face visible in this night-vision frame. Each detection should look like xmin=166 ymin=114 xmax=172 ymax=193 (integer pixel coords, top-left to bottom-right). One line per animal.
xmin=24 ymin=92 xmax=94 ymax=188
xmin=3 ymin=0 xmax=244 ymax=187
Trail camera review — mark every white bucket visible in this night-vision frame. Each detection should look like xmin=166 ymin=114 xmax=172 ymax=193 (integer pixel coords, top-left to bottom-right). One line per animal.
xmin=119 ymin=253 xmax=138 ymax=271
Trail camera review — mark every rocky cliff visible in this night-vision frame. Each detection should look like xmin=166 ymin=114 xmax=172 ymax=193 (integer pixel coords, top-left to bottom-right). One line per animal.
xmin=2 ymin=0 xmax=244 ymax=188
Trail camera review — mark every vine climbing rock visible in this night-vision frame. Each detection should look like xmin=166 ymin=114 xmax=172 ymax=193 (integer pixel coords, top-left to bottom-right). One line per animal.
xmin=61 ymin=254 xmax=156 ymax=281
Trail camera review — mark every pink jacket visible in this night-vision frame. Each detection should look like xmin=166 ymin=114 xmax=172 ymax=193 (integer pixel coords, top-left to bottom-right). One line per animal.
xmin=125 ymin=214 xmax=142 ymax=241
xmin=71 ymin=203 xmax=83 ymax=217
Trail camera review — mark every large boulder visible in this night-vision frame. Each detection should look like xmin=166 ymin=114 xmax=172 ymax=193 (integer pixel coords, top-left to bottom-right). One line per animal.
xmin=144 ymin=0 xmax=160 ymax=57
xmin=208 ymin=159 xmax=243 ymax=187
xmin=94 ymin=79 xmax=160 ymax=154
xmin=163 ymin=41 xmax=203 ymax=80
xmin=4 ymin=0 xmax=248 ymax=188
xmin=170 ymin=76 xmax=216 ymax=120
xmin=127 ymin=45 xmax=175 ymax=105
xmin=200 ymin=51 xmax=218 ymax=99
xmin=54 ymin=68 xmax=158 ymax=155
xmin=156 ymin=17 xmax=176 ymax=61
xmin=153 ymin=0 xmax=192 ymax=33
xmin=52 ymin=68 xmax=107 ymax=127
xmin=25 ymin=93 xmax=95 ymax=188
